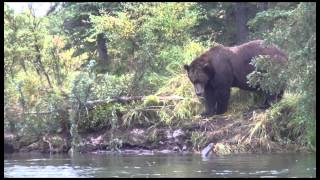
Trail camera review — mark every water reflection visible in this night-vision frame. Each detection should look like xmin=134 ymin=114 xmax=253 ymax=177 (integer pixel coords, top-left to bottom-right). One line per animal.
xmin=4 ymin=152 xmax=316 ymax=178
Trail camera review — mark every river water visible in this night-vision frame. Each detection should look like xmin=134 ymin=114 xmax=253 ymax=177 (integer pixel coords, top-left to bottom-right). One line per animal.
xmin=4 ymin=152 xmax=316 ymax=178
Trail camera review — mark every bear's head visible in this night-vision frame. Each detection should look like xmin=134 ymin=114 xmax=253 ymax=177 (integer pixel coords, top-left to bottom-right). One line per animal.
xmin=184 ymin=58 xmax=213 ymax=97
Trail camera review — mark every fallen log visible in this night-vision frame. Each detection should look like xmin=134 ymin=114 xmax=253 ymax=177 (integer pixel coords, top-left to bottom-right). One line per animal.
xmin=17 ymin=95 xmax=185 ymax=115
xmin=86 ymin=95 xmax=185 ymax=106
xmin=24 ymin=111 xmax=55 ymax=115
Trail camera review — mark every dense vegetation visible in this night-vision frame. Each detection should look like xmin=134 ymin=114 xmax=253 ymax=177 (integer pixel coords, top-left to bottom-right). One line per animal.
xmin=4 ymin=2 xmax=316 ymax=153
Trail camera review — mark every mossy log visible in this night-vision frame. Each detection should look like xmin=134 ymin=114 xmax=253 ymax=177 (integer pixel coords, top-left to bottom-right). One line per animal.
xmin=21 ymin=95 xmax=184 ymax=115
xmin=86 ymin=95 xmax=184 ymax=106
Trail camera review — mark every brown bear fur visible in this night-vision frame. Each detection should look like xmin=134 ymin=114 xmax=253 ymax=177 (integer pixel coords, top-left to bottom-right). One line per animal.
xmin=184 ymin=40 xmax=288 ymax=116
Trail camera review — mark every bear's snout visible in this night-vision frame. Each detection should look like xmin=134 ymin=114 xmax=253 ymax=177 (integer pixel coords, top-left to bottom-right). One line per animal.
xmin=194 ymin=83 xmax=204 ymax=96
xmin=196 ymin=92 xmax=203 ymax=96
xmin=196 ymin=93 xmax=204 ymax=97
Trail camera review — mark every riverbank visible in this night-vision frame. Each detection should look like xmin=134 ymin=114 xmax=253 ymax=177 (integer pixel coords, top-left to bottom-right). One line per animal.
xmin=4 ymin=107 xmax=310 ymax=156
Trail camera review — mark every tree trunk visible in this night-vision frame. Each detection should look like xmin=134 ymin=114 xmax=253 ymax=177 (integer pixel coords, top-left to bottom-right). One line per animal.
xmin=233 ymin=2 xmax=249 ymax=44
xmin=232 ymin=3 xmax=260 ymax=45
xmin=52 ymin=48 xmax=62 ymax=86
xmin=97 ymin=33 xmax=108 ymax=66
xmin=34 ymin=44 xmax=53 ymax=88
xmin=29 ymin=5 xmax=53 ymax=88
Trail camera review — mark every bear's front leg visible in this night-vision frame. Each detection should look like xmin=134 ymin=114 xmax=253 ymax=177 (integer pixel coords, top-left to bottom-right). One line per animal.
xmin=201 ymin=86 xmax=217 ymax=117
xmin=216 ymin=88 xmax=231 ymax=115
xmin=201 ymin=102 xmax=216 ymax=117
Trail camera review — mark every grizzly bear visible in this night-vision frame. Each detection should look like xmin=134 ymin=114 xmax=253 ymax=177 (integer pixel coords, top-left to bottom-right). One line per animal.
xmin=184 ymin=40 xmax=288 ymax=117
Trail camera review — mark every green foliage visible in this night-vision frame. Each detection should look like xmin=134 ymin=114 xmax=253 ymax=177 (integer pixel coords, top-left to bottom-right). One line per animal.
xmin=141 ymin=3 xmax=201 ymax=45
xmin=93 ymin=73 xmax=134 ymax=99
xmin=71 ymin=72 xmax=94 ymax=102
xmin=70 ymin=72 xmax=134 ymax=132
xmin=55 ymin=2 xmax=122 ymax=65
xmin=121 ymin=103 xmax=159 ymax=128
xmin=247 ymin=55 xmax=287 ymax=95
xmin=265 ymin=93 xmax=307 ymax=146
xmin=155 ymin=74 xmax=203 ymax=125
xmin=20 ymin=115 xmax=46 ymax=136
xmin=4 ymin=2 xmax=315 ymax=152
xmin=143 ymin=95 xmax=160 ymax=107
xmin=90 ymin=2 xmax=206 ymax=95
xmin=79 ymin=103 xmax=123 ymax=132
xmin=248 ymin=2 xmax=316 ymax=150
xmin=267 ymin=93 xmax=300 ymax=123
xmin=248 ymin=9 xmax=293 ymax=41
xmin=4 ymin=4 xmax=46 ymax=77
xmin=228 ymin=88 xmax=265 ymax=115
xmin=259 ymin=91 xmax=316 ymax=151
xmin=190 ymin=131 xmax=208 ymax=151
xmin=119 ymin=72 xmax=204 ymax=128
xmin=291 ymin=93 xmax=316 ymax=150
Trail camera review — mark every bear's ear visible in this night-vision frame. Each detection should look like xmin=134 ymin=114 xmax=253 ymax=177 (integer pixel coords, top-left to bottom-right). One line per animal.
xmin=184 ymin=64 xmax=189 ymax=71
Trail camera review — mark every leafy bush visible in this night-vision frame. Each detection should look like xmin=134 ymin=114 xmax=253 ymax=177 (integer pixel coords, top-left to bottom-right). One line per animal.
xmin=90 ymin=3 xmax=205 ymax=95
xmin=264 ymin=93 xmax=313 ymax=148
xmin=4 ymin=2 xmax=315 ymax=152
xmin=143 ymin=95 xmax=161 ymax=107
xmin=155 ymin=73 xmax=203 ymax=124
xmin=78 ymin=103 xmax=123 ymax=132
xmin=228 ymin=88 xmax=265 ymax=115
xmin=93 ymin=73 xmax=134 ymax=99
xmin=70 ymin=72 xmax=134 ymax=132
xmin=247 ymin=55 xmax=287 ymax=95
xmin=248 ymin=2 xmax=316 ymax=150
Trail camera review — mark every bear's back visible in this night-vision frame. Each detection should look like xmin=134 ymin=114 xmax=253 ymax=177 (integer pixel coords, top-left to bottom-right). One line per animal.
xmin=229 ymin=40 xmax=287 ymax=64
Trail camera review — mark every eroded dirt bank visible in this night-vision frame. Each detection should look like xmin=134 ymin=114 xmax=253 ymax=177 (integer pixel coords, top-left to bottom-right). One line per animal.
xmin=4 ymin=109 xmax=309 ymax=155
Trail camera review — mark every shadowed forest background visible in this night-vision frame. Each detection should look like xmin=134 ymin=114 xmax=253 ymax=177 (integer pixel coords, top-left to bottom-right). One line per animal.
xmin=4 ymin=2 xmax=316 ymax=154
